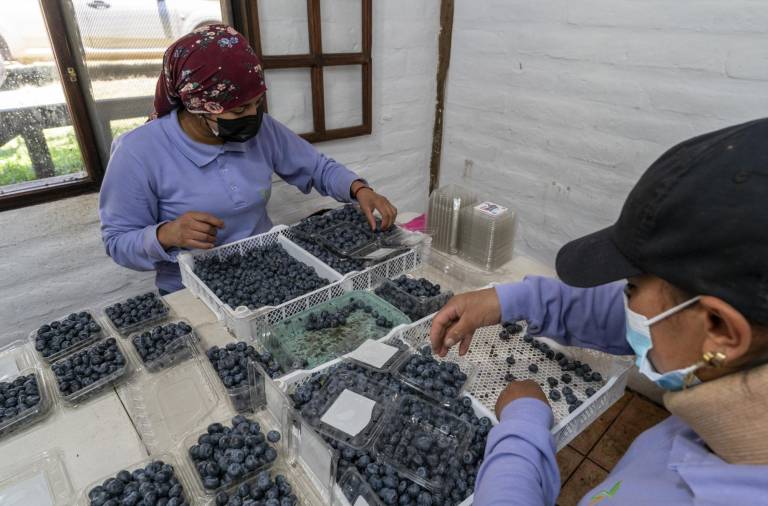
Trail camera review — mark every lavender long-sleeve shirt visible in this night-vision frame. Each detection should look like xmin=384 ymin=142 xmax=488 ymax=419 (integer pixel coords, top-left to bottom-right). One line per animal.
xmin=474 ymin=276 xmax=768 ymax=505
xmin=99 ymin=109 xmax=360 ymax=292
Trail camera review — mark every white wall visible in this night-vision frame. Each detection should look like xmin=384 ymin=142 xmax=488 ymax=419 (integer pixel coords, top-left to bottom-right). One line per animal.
xmin=0 ymin=0 xmax=440 ymax=346
xmin=441 ymin=0 xmax=768 ymax=266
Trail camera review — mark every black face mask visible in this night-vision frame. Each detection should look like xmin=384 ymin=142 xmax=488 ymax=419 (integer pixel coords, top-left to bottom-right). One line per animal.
xmin=213 ymin=106 xmax=264 ymax=143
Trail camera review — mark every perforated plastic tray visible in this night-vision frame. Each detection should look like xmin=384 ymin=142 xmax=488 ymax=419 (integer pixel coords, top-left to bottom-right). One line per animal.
xmin=51 ymin=337 xmax=132 ymax=407
xmin=372 ymin=394 xmax=473 ymax=492
xmin=29 ymin=310 xmax=104 ymax=364
xmin=0 ymin=449 xmax=74 ymax=506
xmin=80 ymin=453 xmax=193 ymax=506
xmin=262 ymin=291 xmax=411 ymax=373
xmin=396 ymin=317 xmax=633 ymax=450
xmin=118 ymin=353 xmax=222 ymax=454
xmin=127 ymin=319 xmax=197 ymax=373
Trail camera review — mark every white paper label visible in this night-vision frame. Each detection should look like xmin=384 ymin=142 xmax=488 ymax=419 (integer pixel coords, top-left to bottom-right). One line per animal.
xmin=0 ymin=473 xmax=53 ymax=506
xmin=354 ymin=497 xmax=370 ymax=506
xmin=475 ymin=201 xmax=508 ymax=217
xmin=320 ymin=389 xmax=376 ymax=437
xmin=0 ymin=357 xmax=19 ymax=381
xmin=347 ymin=340 xmax=399 ymax=369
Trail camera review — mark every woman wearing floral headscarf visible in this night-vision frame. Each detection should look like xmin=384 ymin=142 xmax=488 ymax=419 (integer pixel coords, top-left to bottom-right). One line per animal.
xmin=99 ymin=25 xmax=396 ymax=294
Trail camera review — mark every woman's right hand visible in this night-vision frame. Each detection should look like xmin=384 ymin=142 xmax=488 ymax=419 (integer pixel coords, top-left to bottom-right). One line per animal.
xmin=430 ymin=288 xmax=502 ymax=357
xmin=157 ymin=211 xmax=225 ymax=250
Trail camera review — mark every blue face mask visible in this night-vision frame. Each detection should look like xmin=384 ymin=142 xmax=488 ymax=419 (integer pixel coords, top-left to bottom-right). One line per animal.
xmin=624 ymin=293 xmax=702 ymax=391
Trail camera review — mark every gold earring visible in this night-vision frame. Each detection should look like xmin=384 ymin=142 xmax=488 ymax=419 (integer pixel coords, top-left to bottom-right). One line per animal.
xmin=702 ymin=351 xmax=727 ymax=368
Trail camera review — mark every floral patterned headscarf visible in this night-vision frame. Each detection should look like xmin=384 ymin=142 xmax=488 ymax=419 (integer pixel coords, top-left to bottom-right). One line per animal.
xmin=150 ymin=24 xmax=266 ymax=119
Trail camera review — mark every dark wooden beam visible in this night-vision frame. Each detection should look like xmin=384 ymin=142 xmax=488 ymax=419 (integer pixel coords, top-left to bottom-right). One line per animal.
xmin=429 ymin=0 xmax=454 ymax=193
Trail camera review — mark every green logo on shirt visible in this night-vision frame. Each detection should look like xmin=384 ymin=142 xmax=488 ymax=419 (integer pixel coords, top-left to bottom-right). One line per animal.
xmin=588 ymin=481 xmax=622 ymax=506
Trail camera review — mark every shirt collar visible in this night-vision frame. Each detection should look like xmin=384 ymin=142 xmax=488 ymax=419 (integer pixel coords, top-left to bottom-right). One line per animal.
xmin=667 ymin=434 xmax=768 ymax=504
xmin=161 ymin=109 xmax=248 ymax=168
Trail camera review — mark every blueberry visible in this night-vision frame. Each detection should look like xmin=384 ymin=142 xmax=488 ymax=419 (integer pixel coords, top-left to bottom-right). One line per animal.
xmin=528 ymin=364 xmax=539 ymax=374
xmin=504 ymin=373 xmax=516 ymax=382
xmin=267 ymin=430 xmax=281 ymax=443
xmin=506 ymin=355 xmax=516 ymax=365
xmin=561 ymin=373 xmax=572 ymax=384
xmin=585 ymin=387 xmax=596 ymax=397
xmin=548 ymin=389 xmax=561 ymax=401
xmin=546 ymin=377 xmax=558 ymax=388
xmin=591 ymin=372 xmax=603 ymax=382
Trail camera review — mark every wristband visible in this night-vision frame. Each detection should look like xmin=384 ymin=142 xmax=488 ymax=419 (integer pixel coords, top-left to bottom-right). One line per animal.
xmin=353 ymin=185 xmax=373 ymax=200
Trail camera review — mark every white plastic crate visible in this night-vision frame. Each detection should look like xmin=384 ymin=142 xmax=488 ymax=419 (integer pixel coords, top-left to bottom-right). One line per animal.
xmin=395 ymin=316 xmax=633 ymax=450
xmin=179 ymin=225 xmax=426 ymax=342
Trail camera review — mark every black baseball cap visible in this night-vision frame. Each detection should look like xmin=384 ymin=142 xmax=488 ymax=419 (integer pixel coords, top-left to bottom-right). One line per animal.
xmin=556 ymin=118 xmax=768 ymax=325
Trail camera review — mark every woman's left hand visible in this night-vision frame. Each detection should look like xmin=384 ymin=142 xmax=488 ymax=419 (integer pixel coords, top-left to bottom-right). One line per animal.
xmin=355 ymin=185 xmax=398 ymax=230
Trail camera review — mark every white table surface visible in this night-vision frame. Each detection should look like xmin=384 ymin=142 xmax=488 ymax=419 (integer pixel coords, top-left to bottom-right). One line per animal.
xmin=0 ymin=244 xmax=555 ymax=502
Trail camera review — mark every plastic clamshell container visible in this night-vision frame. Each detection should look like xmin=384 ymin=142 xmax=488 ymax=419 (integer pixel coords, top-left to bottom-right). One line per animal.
xmin=341 ymin=337 xmax=410 ymax=374
xmin=316 ymin=222 xmax=378 ymax=257
xmin=79 ymin=453 xmax=193 ymax=506
xmin=333 ymin=467 xmax=385 ymax=506
xmin=179 ymin=413 xmax=284 ymax=500
xmin=262 ymin=291 xmax=411 ymax=373
xmin=296 ymin=371 xmax=396 ymax=451
xmin=101 ymin=291 xmax=171 ymax=337
xmin=117 ymin=353 xmax=221 ymax=454
xmin=127 ymin=319 xmax=197 ymax=373
xmin=0 ymin=449 xmax=75 ymax=506
xmin=373 ymin=277 xmax=453 ymax=321
xmin=29 ymin=310 xmax=104 ymax=364
xmin=204 ymin=348 xmax=267 ymax=415
xmin=52 ymin=337 xmax=132 ymax=407
xmin=393 ymin=346 xmax=478 ymax=407
xmin=0 ymin=367 xmax=53 ymax=441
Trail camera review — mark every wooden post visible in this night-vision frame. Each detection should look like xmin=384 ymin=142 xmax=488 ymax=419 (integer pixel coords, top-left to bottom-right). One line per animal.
xmin=429 ymin=0 xmax=454 ymax=193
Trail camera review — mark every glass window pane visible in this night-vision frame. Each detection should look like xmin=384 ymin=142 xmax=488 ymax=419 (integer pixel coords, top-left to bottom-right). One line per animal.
xmin=321 ymin=0 xmax=362 ymax=53
xmin=257 ymin=0 xmax=310 ymax=55
xmin=323 ymin=65 xmax=362 ymax=129
xmin=0 ymin=2 xmax=86 ymax=195
xmin=264 ymin=68 xmax=313 ymax=134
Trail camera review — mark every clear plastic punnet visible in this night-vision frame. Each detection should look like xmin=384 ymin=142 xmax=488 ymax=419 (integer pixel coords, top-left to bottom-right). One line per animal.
xmin=204 ymin=349 xmax=267 ymax=414
xmin=127 ymin=319 xmax=198 ymax=373
xmin=0 ymin=342 xmax=53 ymax=440
xmin=79 ymin=453 xmax=193 ymax=506
xmin=118 ymin=352 xmax=221 ymax=454
xmin=262 ymin=291 xmax=411 ymax=373
xmin=29 ymin=309 xmax=105 ymax=364
xmin=293 ymin=371 xmax=396 ymax=451
xmin=393 ymin=344 xmax=478 ymax=407
xmin=372 ymin=395 xmax=474 ymax=492
xmin=101 ymin=290 xmax=172 ymax=337
xmin=50 ymin=337 xmax=132 ymax=407
xmin=333 ymin=467 xmax=385 ymax=506
xmin=0 ymin=449 xmax=75 ymax=506
xmin=373 ymin=275 xmax=453 ymax=321
xmin=178 ymin=412 xmax=286 ymax=501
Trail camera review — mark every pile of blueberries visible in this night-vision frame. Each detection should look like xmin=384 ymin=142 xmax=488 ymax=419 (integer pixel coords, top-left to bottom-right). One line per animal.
xmin=0 ymin=373 xmax=42 ymax=424
xmin=321 ymin=225 xmax=375 ymax=254
xmin=375 ymin=276 xmax=449 ymax=321
xmin=214 ymin=470 xmax=298 ymax=506
xmin=289 ymin=363 xmax=491 ymax=505
xmin=303 ymin=300 xmax=396 ymax=331
xmin=34 ymin=311 xmax=102 ymax=360
xmin=52 ymin=338 xmax=127 ymax=398
xmin=87 ymin=460 xmax=188 ymax=506
xmin=293 ymin=205 xmax=397 ymax=253
xmin=292 ymin=236 xmax=366 ymax=274
xmin=105 ymin=292 xmax=169 ymax=333
xmin=194 ymin=244 xmax=327 ymax=310
xmin=397 ymin=346 xmax=469 ymax=403
xmin=292 ymin=205 xmax=369 ymax=237
xmin=188 ymin=415 xmax=280 ymax=491
xmin=131 ymin=321 xmax=194 ymax=367
xmin=374 ymin=396 xmax=470 ymax=487
xmin=207 ymin=342 xmax=282 ymax=412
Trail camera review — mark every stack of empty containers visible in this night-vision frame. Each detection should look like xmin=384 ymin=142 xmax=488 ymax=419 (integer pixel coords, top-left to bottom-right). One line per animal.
xmin=427 ymin=184 xmax=516 ymax=271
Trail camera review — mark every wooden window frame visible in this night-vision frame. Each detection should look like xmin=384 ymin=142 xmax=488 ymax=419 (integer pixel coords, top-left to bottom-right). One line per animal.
xmin=0 ymin=0 xmax=105 ymax=211
xmin=233 ymin=0 xmax=372 ymax=143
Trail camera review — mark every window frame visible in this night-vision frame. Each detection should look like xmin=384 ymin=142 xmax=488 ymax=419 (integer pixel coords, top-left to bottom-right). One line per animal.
xmin=0 ymin=0 xmax=105 ymax=211
xmin=232 ymin=0 xmax=373 ymax=143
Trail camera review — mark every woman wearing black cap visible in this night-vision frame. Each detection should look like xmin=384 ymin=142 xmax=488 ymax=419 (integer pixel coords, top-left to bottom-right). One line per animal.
xmin=431 ymin=119 xmax=768 ymax=505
